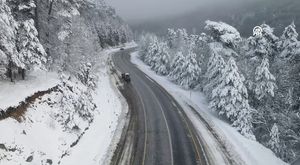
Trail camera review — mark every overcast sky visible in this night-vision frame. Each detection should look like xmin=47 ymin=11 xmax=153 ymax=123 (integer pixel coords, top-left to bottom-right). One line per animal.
xmin=107 ymin=0 xmax=223 ymax=22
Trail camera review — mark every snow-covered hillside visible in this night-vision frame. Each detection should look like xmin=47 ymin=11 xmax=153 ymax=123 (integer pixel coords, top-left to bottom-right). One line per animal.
xmin=0 ymin=71 xmax=59 ymax=111
xmin=0 ymin=45 xmax=135 ymax=164
xmin=0 ymin=0 xmax=135 ymax=164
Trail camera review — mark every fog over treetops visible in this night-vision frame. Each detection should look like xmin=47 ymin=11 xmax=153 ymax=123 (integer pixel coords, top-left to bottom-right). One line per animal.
xmin=108 ymin=0 xmax=300 ymax=36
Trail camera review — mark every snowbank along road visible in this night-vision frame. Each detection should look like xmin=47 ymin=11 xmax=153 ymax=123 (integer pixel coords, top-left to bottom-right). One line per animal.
xmin=111 ymin=48 xmax=211 ymax=165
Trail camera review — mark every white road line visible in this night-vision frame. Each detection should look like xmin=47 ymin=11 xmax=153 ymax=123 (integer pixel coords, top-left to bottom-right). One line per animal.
xmin=179 ymin=108 xmax=207 ymax=165
xmin=145 ymin=75 xmax=155 ymax=83
xmin=145 ymin=85 xmax=174 ymax=165
xmin=195 ymin=131 xmax=210 ymax=165
xmin=135 ymin=90 xmax=148 ymax=165
xmin=171 ymin=101 xmax=177 ymax=107
xmin=168 ymin=94 xmax=203 ymax=164
xmin=146 ymin=76 xmax=210 ymax=165
xmin=118 ymin=53 xmax=172 ymax=165
xmin=114 ymin=54 xmax=149 ymax=165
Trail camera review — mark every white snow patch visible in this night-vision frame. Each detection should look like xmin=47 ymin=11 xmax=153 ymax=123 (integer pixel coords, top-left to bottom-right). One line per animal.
xmin=0 ymin=70 xmax=59 ymax=110
xmin=58 ymin=31 xmax=70 ymax=41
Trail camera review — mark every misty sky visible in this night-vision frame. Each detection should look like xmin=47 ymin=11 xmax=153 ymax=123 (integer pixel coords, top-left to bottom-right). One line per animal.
xmin=107 ymin=0 xmax=226 ymax=22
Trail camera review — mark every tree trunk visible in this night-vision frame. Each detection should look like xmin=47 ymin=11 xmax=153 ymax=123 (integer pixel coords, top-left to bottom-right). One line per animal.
xmin=48 ymin=0 xmax=54 ymax=15
xmin=7 ymin=61 xmax=13 ymax=82
xmin=22 ymin=69 xmax=25 ymax=80
xmin=10 ymin=71 xmax=13 ymax=82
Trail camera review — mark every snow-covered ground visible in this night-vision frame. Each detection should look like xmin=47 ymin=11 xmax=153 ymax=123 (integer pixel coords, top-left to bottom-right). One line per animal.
xmin=0 ymin=71 xmax=123 ymax=164
xmin=130 ymin=51 xmax=287 ymax=165
xmin=59 ymin=68 xmax=125 ymax=165
xmin=0 ymin=43 xmax=136 ymax=165
xmin=0 ymin=70 xmax=59 ymax=110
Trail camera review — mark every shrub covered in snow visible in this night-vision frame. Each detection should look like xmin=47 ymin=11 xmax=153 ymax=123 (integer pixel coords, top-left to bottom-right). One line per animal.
xmin=77 ymin=62 xmax=97 ymax=90
xmin=58 ymin=74 xmax=96 ymax=131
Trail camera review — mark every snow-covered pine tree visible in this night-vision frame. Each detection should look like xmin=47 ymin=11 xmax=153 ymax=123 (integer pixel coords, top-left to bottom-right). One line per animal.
xmin=261 ymin=24 xmax=279 ymax=54
xmin=254 ymin=58 xmax=276 ymax=100
xmin=0 ymin=0 xmax=49 ymax=80
xmin=192 ymin=33 xmax=211 ymax=89
xmin=277 ymin=22 xmax=299 ymax=59
xmin=268 ymin=123 xmax=281 ymax=155
xmin=204 ymin=19 xmax=241 ymax=81
xmin=168 ymin=51 xmax=185 ymax=82
xmin=16 ymin=19 xmax=47 ymax=71
xmin=245 ymin=35 xmax=268 ymax=93
xmin=204 ymin=43 xmax=226 ymax=98
xmin=205 ymin=20 xmax=241 ymax=49
xmin=248 ymin=24 xmax=278 ymax=63
xmin=210 ymin=57 xmax=255 ymax=139
xmin=179 ymin=47 xmax=201 ymax=89
xmin=272 ymin=23 xmax=299 ymax=113
xmin=167 ymin=28 xmax=177 ymax=49
xmin=247 ymin=35 xmax=269 ymax=59
xmin=210 ymin=57 xmax=246 ymax=119
xmin=289 ymin=48 xmax=300 ymax=113
xmin=247 ymin=24 xmax=278 ymax=61
xmin=175 ymin=28 xmax=189 ymax=52
xmin=144 ymin=37 xmax=159 ymax=65
xmin=168 ymin=41 xmax=201 ymax=89
xmin=0 ymin=1 xmax=12 ymax=78
xmin=150 ymin=41 xmax=170 ymax=75
xmin=139 ymin=33 xmax=157 ymax=61
xmin=245 ymin=24 xmax=278 ymax=94
xmin=139 ymin=35 xmax=148 ymax=60
xmin=0 ymin=48 xmax=6 ymax=78
xmin=0 ymin=0 xmax=24 ymax=81
xmin=262 ymin=23 xmax=300 ymax=162
xmin=191 ymin=33 xmax=209 ymax=55
xmin=251 ymin=58 xmax=276 ymax=139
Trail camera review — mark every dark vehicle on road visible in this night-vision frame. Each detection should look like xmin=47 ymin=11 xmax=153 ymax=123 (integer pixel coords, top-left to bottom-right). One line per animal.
xmin=120 ymin=47 xmax=125 ymax=50
xmin=121 ymin=73 xmax=131 ymax=83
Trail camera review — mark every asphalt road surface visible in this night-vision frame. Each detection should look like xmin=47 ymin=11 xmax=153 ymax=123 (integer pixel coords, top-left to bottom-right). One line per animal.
xmin=111 ymin=48 xmax=210 ymax=165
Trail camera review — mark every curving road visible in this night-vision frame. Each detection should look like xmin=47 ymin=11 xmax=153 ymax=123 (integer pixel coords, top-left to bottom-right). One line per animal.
xmin=111 ymin=48 xmax=210 ymax=165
